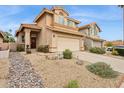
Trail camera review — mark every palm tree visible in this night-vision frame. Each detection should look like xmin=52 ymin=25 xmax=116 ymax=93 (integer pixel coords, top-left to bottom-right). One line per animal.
xmin=118 ymin=5 xmax=124 ymax=45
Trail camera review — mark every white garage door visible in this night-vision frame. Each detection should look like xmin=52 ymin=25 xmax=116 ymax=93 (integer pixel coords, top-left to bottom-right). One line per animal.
xmin=57 ymin=37 xmax=80 ymax=51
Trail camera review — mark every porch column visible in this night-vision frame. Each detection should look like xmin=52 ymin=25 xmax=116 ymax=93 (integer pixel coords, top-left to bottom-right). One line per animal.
xmin=24 ymin=28 xmax=31 ymax=49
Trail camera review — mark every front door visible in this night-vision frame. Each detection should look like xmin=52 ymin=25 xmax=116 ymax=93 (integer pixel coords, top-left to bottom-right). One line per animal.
xmin=31 ymin=37 xmax=36 ymax=49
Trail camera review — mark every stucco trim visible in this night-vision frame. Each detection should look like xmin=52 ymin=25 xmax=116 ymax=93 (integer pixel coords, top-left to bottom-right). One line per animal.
xmin=46 ymin=26 xmax=84 ymax=37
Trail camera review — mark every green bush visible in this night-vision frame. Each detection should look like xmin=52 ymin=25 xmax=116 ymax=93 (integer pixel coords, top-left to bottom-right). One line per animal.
xmin=16 ymin=44 xmax=25 ymax=52
xmin=63 ymin=49 xmax=72 ymax=59
xmin=111 ymin=50 xmax=119 ymax=56
xmin=115 ymin=49 xmax=124 ymax=56
xmin=37 ymin=45 xmax=49 ymax=53
xmin=86 ymin=62 xmax=118 ymax=78
xmin=66 ymin=80 xmax=79 ymax=88
xmin=90 ymin=47 xmax=105 ymax=54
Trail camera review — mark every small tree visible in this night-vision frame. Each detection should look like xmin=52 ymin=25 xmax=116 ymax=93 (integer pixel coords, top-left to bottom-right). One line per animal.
xmin=3 ymin=29 xmax=15 ymax=42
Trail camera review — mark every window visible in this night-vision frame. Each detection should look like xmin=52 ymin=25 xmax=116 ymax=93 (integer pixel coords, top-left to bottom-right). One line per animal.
xmin=94 ymin=26 xmax=98 ymax=36
xmin=59 ymin=16 xmax=64 ymax=25
xmin=59 ymin=12 xmax=64 ymax=16
xmin=67 ymin=20 xmax=74 ymax=27
xmin=22 ymin=36 xmax=25 ymax=42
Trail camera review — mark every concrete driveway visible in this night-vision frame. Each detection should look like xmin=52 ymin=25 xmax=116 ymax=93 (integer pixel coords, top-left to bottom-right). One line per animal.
xmin=73 ymin=52 xmax=124 ymax=73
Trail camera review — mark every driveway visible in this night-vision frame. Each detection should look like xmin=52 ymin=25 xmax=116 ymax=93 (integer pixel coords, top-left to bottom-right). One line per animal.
xmin=73 ymin=52 xmax=124 ymax=73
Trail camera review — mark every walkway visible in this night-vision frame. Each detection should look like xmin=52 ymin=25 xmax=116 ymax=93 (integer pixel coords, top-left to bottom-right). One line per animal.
xmin=8 ymin=52 xmax=43 ymax=88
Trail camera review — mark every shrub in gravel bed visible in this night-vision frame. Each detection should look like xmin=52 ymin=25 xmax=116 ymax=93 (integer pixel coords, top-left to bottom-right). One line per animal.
xmin=16 ymin=44 xmax=25 ymax=52
xmin=63 ymin=49 xmax=72 ymax=59
xmin=86 ymin=62 xmax=119 ymax=78
xmin=65 ymin=80 xmax=79 ymax=88
xmin=90 ymin=47 xmax=106 ymax=54
xmin=37 ymin=45 xmax=49 ymax=53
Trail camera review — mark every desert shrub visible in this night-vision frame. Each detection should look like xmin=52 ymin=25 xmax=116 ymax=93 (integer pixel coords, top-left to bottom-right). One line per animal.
xmin=37 ymin=45 xmax=49 ymax=53
xmin=86 ymin=62 xmax=118 ymax=78
xmin=105 ymin=42 xmax=113 ymax=47
xmin=111 ymin=50 xmax=119 ymax=56
xmin=66 ymin=80 xmax=79 ymax=88
xmin=63 ymin=49 xmax=72 ymax=59
xmin=115 ymin=48 xmax=124 ymax=56
xmin=16 ymin=44 xmax=25 ymax=52
xmin=90 ymin=47 xmax=105 ymax=54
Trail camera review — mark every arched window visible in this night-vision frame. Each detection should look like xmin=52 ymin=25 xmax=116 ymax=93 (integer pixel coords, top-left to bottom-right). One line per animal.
xmin=59 ymin=16 xmax=64 ymax=25
xmin=59 ymin=12 xmax=64 ymax=16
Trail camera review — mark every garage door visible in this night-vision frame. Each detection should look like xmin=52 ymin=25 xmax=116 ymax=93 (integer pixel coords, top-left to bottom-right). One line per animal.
xmin=57 ymin=37 xmax=80 ymax=51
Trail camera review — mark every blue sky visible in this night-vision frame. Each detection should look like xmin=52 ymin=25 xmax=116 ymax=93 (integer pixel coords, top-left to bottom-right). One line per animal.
xmin=0 ymin=5 xmax=123 ymax=41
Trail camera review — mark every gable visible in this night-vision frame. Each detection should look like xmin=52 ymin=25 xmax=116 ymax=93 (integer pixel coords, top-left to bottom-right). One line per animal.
xmin=52 ymin=6 xmax=69 ymax=17
xmin=93 ymin=24 xmax=101 ymax=32
xmin=53 ymin=9 xmax=69 ymax=17
xmin=0 ymin=31 xmax=5 ymax=38
xmin=79 ymin=22 xmax=101 ymax=32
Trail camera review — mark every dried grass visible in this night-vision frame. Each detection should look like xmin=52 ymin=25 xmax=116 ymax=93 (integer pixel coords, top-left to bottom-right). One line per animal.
xmin=23 ymin=53 xmax=123 ymax=88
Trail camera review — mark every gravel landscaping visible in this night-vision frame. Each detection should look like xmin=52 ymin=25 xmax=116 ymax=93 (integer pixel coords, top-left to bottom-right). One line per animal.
xmin=0 ymin=58 xmax=9 ymax=88
xmin=8 ymin=52 xmax=43 ymax=88
xmin=23 ymin=53 xmax=124 ymax=88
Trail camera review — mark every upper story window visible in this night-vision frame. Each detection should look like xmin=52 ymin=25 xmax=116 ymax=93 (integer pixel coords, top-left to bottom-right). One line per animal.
xmin=59 ymin=12 xmax=64 ymax=16
xmin=67 ymin=20 xmax=75 ymax=27
xmin=59 ymin=16 xmax=64 ymax=25
xmin=22 ymin=35 xmax=25 ymax=43
xmin=94 ymin=26 xmax=98 ymax=36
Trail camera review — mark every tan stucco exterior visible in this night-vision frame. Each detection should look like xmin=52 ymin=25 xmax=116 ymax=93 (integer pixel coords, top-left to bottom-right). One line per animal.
xmin=16 ymin=6 xmax=103 ymax=52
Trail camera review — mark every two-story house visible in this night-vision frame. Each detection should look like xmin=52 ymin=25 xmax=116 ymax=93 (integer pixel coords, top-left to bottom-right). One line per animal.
xmin=79 ymin=22 xmax=104 ymax=50
xmin=15 ymin=6 xmax=104 ymax=52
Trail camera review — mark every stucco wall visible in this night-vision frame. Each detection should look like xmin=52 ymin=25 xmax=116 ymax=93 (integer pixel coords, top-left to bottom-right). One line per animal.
xmin=17 ymin=31 xmax=25 ymax=44
xmin=36 ymin=14 xmax=48 ymax=46
xmin=93 ymin=41 xmax=102 ymax=48
xmin=0 ymin=43 xmax=17 ymax=51
xmin=84 ymin=38 xmax=93 ymax=50
xmin=46 ymin=13 xmax=53 ymax=26
xmin=0 ymin=50 xmax=9 ymax=59
xmin=84 ymin=38 xmax=103 ymax=50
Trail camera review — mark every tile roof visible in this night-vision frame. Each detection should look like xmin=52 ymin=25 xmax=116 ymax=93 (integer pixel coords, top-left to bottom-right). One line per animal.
xmin=86 ymin=36 xmax=105 ymax=42
xmin=21 ymin=24 xmax=41 ymax=30
xmin=15 ymin=24 xmax=41 ymax=36
xmin=79 ymin=22 xmax=101 ymax=32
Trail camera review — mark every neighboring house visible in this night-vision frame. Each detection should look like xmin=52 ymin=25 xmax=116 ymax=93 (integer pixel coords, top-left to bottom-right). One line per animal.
xmin=16 ymin=6 xmax=104 ymax=52
xmin=0 ymin=31 xmax=5 ymax=43
xmin=79 ymin=22 xmax=104 ymax=50
xmin=105 ymin=40 xmax=124 ymax=46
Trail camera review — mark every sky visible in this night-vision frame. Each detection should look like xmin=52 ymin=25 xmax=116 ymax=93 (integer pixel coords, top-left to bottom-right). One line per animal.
xmin=0 ymin=5 xmax=123 ymax=41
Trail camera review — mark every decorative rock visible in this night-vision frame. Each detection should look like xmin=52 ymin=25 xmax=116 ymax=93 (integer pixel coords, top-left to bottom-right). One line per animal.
xmin=76 ymin=60 xmax=84 ymax=65
xmin=8 ymin=52 xmax=43 ymax=88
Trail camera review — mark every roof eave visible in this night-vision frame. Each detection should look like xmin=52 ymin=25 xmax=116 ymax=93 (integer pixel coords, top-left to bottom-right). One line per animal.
xmin=33 ymin=9 xmax=54 ymax=23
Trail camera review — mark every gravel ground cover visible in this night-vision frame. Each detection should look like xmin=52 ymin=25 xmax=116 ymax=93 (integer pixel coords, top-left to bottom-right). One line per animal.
xmin=8 ymin=52 xmax=43 ymax=88
xmin=23 ymin=53 xmax=124 ymax=88
xmin=0 ymin=58 xmax=9 ymax=88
